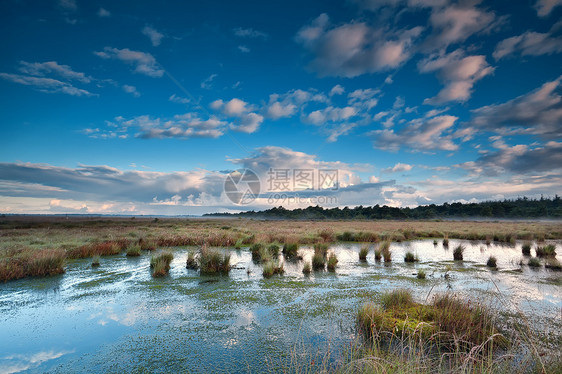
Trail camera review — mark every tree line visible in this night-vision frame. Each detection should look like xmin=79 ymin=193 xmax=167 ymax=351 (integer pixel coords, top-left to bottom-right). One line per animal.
xmin=206 ymin=196 xmax=562 ymax=219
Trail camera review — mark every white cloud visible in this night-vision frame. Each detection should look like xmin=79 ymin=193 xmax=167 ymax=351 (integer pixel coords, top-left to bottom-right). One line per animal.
xmin=230 ymin=112 xmax=264 ymax=134
xmin=142 ymin=26 xmax=164 ymax=47
xmin=57 ymin=0 xmax=77 ymax=12
xmin=493 ymin=31 xmax=562 ymax=60
xmin=201 ymin=73 xmax=217 ymax=89
xmin=383 ymin=163 xmax=413 ymax=173
xmin=122 ymin=84 xmax=140 ymax=97
xmin=94 ymin=47 xmax=164 ymax=77
xmin=169 ymin=94 xmax=190 ymax=104
xmin=97 ymin=8 xmax=111 ymax=17
xmin=329 ymin=84 xmax=345 ymax=96
xmin=238 ymin=45 xmax=250 ymax=53
xmin=535 ymin=0 xmax=562 ymax=16
xmin=369 ymin=115 xmax=459 ymax=151
xmin=233 ymin=27 xmax=268 ymax=39
xmin=418 ymin=49 xmax=494 ymax=104
xmin=468 ymin=76 xmax=562 ymax=139
xmin=423 ymin=2 xmax=498 ymax=51
xmin=0 ymin=73 xmax=95 ymax=97
xmin=18 ymin=61 xmax=91 ymax=83
xmin=296 ymin=13 xmax=423 ymax=77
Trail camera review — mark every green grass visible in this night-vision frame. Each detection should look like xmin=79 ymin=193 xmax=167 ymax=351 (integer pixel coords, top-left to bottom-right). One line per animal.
xmin=327 ymin=253 xmax=338 ymax=271
xmin=535 ymin=244 xmax=556 ymax=257
xmin=199 ymin=248 xmax=230 ymax=274
xmin=380 ymin=241 xmax=391 ymax=262
xmin=359 ymin=289 xmax=507 ymax=352
xmin=262 ymin=260 xmax=284 ymax=278
xmin=282 ymin=243 xmax=299 ymax=259
xmin=359 ymin=246 xmax=369 ymax=261
xmin=404 ymin=251 xmax=419 ymax=263
xmin=150 ymin=251 xmax=173 ymax=277
xmin=185 ymin=250 xmax=198 ymax=269
xmin=374 ymin=249 xmax=382 ymax=261
xmin=302 ymin=262 xmax=311 ymax=275
xmin=417 ymin=269 xmax=426 ymax=279
xmin=522 ymin=242 xmax=531 ymax=256
xmin=486 ymin=255 xmax=497 ymax=268
xmin=528 ymin=257 xmax=541 ymax=268
xmin=453 ymin=244 xmax=465 ymax=260
xmin=126 ymin=243 xmax=141 ymax=257
xmin=312 ymin=253 xmax=325 ymax=270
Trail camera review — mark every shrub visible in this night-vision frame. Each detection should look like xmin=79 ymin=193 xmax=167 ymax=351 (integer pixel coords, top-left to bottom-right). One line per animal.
xmin=521 ymin=243 xmax=531 ymax=256
xmin=327 ymin=253 xmax=338 ymax=271
xmin=486 ymin=255 xmax=497 ymax=268
xmin=417 ymin=269 xmax=426 ymax=279
xmin=404 ymin=251 xmax=418 ymax=263
xmin=262 ymin=260 xmax=284 ymax=278
xmin=186 ymin=251 xmax=198 ymax=269
xmin=282 ymin=243 xmax=299 ymax=259
xmin=359 ymin=246 xmax=369 ymax=261
xmin=199 ymin=248 xmax=230 ymax=274
xmin=536 ymin=244 xmax=556 ymax=257
xmin=453 ymin=245 xmax=465 ymax=260
xmin=528 ymin=257 xmax=541 ymax=268
xmin=312 ymin=253 xmax=326 ymax=270
xmin=302 ymin=262 xmax=311 ymax=275
xmin=151 ymin=252 xmax=173 ymax=277
xmin=126 ymin=243 xmax=141 ymax=257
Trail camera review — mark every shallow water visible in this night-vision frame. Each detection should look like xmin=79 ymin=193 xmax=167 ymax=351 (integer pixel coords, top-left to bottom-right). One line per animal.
xmin=0 ymin=240 xmax=560 ymax=373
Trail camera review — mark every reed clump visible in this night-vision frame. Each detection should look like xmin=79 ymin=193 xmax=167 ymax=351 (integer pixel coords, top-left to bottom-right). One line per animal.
xmin=150 ymin=251 xmax=173 ymax=277
xmin=185 ymin=250 xmax=198 ymax=269
xmin=262 ymin=260 xmax=284 ymax=278
xmin=486 ymin=255 xmax=497 ymax=268
xmin=199 ymin=247 xmax=230 ymax=274
xmin=380 ymin=241 xmax=392 ymax=262
xmin=521 ymin=242 xmax=531 ymax=256
xmin=0 ymin=248 xmax=65 ymax=282
xmin=404 ymin=251 xmax=419 ymax=263
xmin=535 ymin=244 xmax=556 ymax=257
xmin=282 ymin=243 xmax=299 ymax=259
xmin=453 ymin=244 xmax=465 ymax=260
xmin=359 ymin=246 xmax=369 ymax=261
xmin=126 ymin=243 xmax=141 ymax=257
xmin=327 ymin=253 xmax=338 ymax=271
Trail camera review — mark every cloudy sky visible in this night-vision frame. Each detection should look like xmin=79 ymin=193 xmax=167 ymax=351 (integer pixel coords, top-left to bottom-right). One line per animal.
xmin=1 ymin=0 xmax=561 ymax=215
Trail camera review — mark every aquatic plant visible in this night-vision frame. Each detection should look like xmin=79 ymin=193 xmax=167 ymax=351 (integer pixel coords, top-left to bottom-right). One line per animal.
xmin=262 ymin=260 xmax=284 ymax=278
xmin=126 ymin=243 xmax=141 ymax=257
xmin=374 ymin=249 xmax=382 ymax=261
xmin=312 ymin=253 xmax=325 ymax=270
xmin=199 ymin=248 xmax=230 ymax=274
xmin=185 ymin=250 xmax=198 ymax=270
xmin=404 ymin=251 xmax=419 ymax=263
xmin=417 ymin=269 xmax=426 ymax=279
xmin=359 ymin=246 xmax=369 ymax=261
xmin=528 ymin=257 xmax=541 ymax=268
xmin=282 ymin=243 xmax=299 ymax=259
xmin=453 ymin=244 xmax=465 ymax=260
xmin=327 ymin=253 xmax=338 ymax=271
xmin=486 ymin=255 xmax=497 ymax=268
xmin=267 ymin=243 xmax=280 ymax=256
xmin=521 ymin=243 xmax=531 ymax=256
xmin=150 ymin=251 xmax=173 ymax=277
xmin=302 ymin=262 xmax=311 ymax=275
xmin=380 ymin=241 xmax=392 ymax=263
xmin=535 ymin=244 xmax=556 ymax=257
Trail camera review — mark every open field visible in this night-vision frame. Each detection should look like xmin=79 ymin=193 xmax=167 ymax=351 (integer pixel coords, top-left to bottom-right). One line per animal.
xmin=1 ymin=216 xmax=561 ymax=373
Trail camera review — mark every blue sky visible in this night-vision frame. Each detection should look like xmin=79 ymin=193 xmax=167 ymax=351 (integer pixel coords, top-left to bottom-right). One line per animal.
xmin=0 ymin=0 xmax=561 ymax=215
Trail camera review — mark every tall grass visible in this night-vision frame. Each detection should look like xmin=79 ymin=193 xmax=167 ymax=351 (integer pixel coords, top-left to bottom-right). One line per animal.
xmin=380 ymin=241 xmax=391 ymax=263
xmin=359 ymin=246 xmax=369 ymax=261
xmin=374 ymin=249 xmax=382 ymax=261
xmin=528 ymin=257 xmax=541 ymax=268
xmin=150 ymin=251 xmax=173 ymax=277
xmin=453 ymin=244 xmax=465 ymax=260
xmin=282 ymin=243 xmax=299 ymax=259
xmin=126 ymin=243 xmax=141 ymax=257
xmin=521 ymin=242 xmax=531 ymax=256
xmin=262 ymin=260 xmax=284 ymax=278
xmin=535 ymin=244 xmax=556 ymax=257
xmin=302 ymin=262 xmax=311 ymax=275
xmin=404 ymin=251 xmax=419 ymax=263
xmin=312 ymin=253 xmax=326 ymax=270
xmin=199 ymin=247 xmax=230 ymax=274
xmin=0 ymin=248 xmax=65 ymax=282
xmin=443 ymin=234 xmax=449 ymax=247
xmin=327 ymin=253 xmax=338 ymax=271
xmin=186 ymin=250 xmax=198 ymax=269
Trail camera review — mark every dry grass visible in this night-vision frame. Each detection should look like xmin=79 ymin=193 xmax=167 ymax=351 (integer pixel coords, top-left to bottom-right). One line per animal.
xmin=0 ymin=248 xmax=65 ymax=282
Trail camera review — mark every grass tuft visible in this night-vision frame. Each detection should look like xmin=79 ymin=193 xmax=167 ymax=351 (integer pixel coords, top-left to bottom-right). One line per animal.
xmin=545 ymin=258 xmax=562 ymax=270
xmin=126 ymin=243 xmax=141 ymax=257
xmin=312 ymin=253 xmax=326 ymax=270
xmin=521 ymin=242 xmax=531 ymax=256
xmin=282 ymin=243 xmax=299 ymax=259
xmin=453 ymin=244 xmax=465 ymax=261
xmin=380 ymin=241 xmax=392 ymax=263
xmin=404 ymin=251 xmax=419 ymax=263
xmin=443 ymin=234 xmax=449 ymax=247
xmin=302 ymin=262 xmax=311 ymax=275
xmin=359 ymin=246 xmax=369 ymax=261
xmin=186 ymin=250 xmax=198 ymax=269
xmin=535 ymin=244 xmax=556 ymax=257
xmin=150 ymin=251 xmax=173 ymax=277
xmin=262 ymin=260 xmax=284 ymax=278
xmin=327 ymin=253 xmax=338 ymax=271
xmin=417 ymin=269 xmax=426 ymax=279
xmin=486 ymin=255 xmax=497 ymax=268
xmin=91 ymin=255 xmax=100 ymax=267
xmin=199 ymin=247 xmax=230 ymax=274
xmin=528 ymin=257 xmax=541 ymax=268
